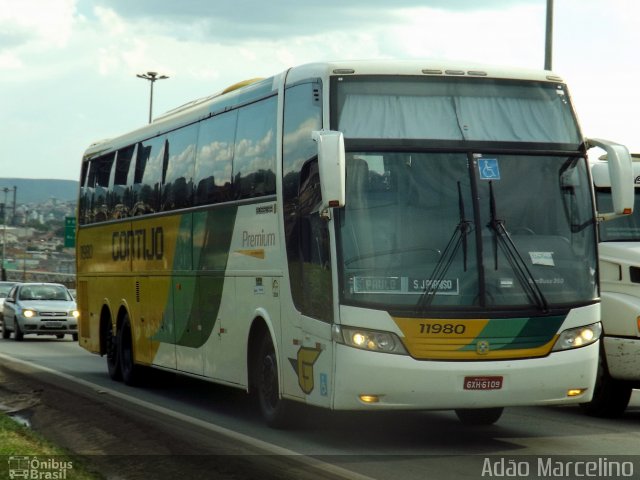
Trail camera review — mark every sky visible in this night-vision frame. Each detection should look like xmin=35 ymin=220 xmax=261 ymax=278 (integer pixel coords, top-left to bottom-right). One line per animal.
xmin=0 ymin=0 xmax=638 ymax=181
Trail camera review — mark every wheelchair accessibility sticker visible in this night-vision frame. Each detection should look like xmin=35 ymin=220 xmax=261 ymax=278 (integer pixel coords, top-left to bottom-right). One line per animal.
xmin=479 ymin=158 xmax=500 ymax=180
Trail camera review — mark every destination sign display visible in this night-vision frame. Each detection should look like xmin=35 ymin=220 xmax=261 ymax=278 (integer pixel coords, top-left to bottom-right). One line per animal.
xmin=352 ymin=276 xmax=459 ymax=295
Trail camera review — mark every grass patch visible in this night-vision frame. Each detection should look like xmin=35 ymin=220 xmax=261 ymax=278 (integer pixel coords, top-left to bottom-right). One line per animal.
xmin=0 ymin=413 xmax=101 ymax=479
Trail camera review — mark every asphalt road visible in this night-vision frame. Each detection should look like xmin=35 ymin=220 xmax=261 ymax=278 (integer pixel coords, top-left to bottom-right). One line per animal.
xmin=1 ymin=335 xmax=639 ymax=480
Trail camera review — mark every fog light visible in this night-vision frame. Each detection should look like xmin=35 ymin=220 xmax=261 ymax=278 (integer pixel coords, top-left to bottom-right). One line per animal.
xmin=359 ymin=394 xmax=380 ymax=404
xmin=567 ymin=388 xmax=587 ymax=397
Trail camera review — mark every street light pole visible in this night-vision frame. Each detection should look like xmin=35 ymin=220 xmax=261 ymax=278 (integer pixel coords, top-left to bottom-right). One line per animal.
xmin=136 ymin=71 xmax=169 ymax=124
xmin=1 ymin=187 xmax=8 ymax=280
xmin=544 ymin=0 xmax=554 ymax=70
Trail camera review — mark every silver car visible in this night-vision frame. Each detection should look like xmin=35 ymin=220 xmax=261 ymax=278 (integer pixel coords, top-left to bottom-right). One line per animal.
xmin=2 ymin=283 xmax=79 ymax=341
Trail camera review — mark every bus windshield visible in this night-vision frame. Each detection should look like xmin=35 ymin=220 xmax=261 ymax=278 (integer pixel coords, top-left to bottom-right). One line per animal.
xmin=337 ymin=152 xmax=597 ymax=312
xmin=334 ymin=76 xmax=580 ymax=145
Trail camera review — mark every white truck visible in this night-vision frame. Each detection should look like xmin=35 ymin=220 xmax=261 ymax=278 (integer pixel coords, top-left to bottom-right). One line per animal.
xmin=587 ymin=152 xmax=640 ymax=416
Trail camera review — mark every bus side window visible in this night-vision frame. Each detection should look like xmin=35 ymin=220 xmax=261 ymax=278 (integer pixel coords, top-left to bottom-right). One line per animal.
xmin=78 ymin=161 xmax=90 ymax=225
xmin=109 ymin=145 xmax=135 ymax=220
xmin=163 ymin=124 xmax=197 ymax=211
xmin=298 ymin=159 xmax=332 ymax=321
xmin=194 ymin=111 xmax=236 ymax=206
xmin=282 ymin=80 xmax=327 ymax=320
xmin=299 ymin=160 xmax=322 ymax=262
xmin=135 ymin=137 xmax=165 ymax=215
xmin=89 ymin=153 xmax=114 ymax=223
xmin=233 ymin=96 xmax=277 ymax=200
xmin=127 ymin=143 xmax=148 ymax=216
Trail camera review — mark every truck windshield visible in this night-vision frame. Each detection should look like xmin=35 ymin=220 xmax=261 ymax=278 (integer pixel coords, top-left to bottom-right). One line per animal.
xmin=336 ymin=152 xmax=597 ymax=312
xmin=596 ymin=190 xmax=640 ymax=241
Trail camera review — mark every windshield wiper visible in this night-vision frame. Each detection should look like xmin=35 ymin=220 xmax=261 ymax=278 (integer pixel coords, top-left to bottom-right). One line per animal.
xmin=418 ymin=182 xmax=472 ymax=310
xmin=487 ymin=181 xmax=549 ymax=312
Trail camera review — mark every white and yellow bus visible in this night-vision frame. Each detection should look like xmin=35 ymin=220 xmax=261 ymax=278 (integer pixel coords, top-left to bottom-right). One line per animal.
xmin=76 ymin=60 xmax=633 ymax=427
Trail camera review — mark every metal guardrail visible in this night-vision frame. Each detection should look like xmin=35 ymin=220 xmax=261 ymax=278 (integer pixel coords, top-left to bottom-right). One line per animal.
xmin=3 ymin=269 xmax=75 ymax=287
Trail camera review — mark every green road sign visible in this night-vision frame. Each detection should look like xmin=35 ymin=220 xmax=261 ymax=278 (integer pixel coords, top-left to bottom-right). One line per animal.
xmin=64 ymin=216 xmax=76 ymax=248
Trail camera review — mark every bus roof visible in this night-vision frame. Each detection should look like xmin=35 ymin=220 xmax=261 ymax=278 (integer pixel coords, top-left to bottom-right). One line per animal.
xmin=82 ymin=59 xmax=565 ymax=160
xmin=285 ymin=59 xmax=563 ymax=85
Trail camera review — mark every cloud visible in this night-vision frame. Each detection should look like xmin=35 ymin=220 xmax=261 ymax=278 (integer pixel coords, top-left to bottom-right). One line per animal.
xmin=0 ymin=0 xmax=78 ymax=78
xmin=385 ymin=4 xmax=545 ymax=66
xmin=0 ymin=51 xmax=23 ymax=70
xmin=0 ymin=0 xmax=76 ymax=49
xmin=82 ymin=0 xmax=539 ymax=41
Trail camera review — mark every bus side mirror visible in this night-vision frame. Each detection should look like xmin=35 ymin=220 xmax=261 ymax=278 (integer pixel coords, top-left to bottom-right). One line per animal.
xmin=588 ymin=138 xmax=634 ymax=221
xmin=312 ymin=130 xmax=346 ymax=210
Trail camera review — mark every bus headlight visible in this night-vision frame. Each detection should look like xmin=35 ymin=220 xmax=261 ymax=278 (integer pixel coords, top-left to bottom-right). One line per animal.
xmin=551 ymin=322 xmax=602 ymax=352
xmin=332 ymin=325 xmax=408 ymax=355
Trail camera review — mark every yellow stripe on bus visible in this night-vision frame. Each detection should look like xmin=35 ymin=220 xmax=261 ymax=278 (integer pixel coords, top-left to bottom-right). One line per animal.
xmin=235 ymin=249 xmax=265 ymax=259
xmin=393 ymin=316 xmax=558 ymax=360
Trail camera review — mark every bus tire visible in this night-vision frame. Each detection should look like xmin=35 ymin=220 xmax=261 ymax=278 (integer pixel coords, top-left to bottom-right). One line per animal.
xmin=106 ymin=324 xmax=121 ymax=381
xmin=118 ymin=315 xmax=140 ymax=386
xmin=580 ymin=353 xmax=631 ymax=418
xmin=455 ymin=407 xmax=504 ymax=425
xmin=256 ymin=334 xmax=290 ymax=428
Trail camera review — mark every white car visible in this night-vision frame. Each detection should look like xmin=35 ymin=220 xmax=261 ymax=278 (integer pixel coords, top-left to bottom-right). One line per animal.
xmin=2 ymin=283 xmax=79 ymax=341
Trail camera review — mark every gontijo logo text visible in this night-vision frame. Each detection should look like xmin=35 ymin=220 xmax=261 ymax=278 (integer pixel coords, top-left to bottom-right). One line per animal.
xmin=112 ymin=226 xmax=164 ymax=261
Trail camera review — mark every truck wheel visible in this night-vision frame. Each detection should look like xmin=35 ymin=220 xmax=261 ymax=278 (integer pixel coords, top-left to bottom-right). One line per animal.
xmin=581 ymin=354 xmax=631 ymax=418
xmin=256 ymin=334 xmax=291 ymax=428
xmin=455 ymin=407 xmax=504 ymax=425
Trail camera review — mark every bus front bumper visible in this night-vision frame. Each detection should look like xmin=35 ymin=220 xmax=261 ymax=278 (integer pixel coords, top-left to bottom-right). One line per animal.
xmin=331 ymin=341 xmax=599 ymax=410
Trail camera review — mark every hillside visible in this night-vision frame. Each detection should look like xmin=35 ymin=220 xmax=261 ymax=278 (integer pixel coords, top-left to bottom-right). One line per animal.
xmin=0 ymin=178 xmax=79 ymax=204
